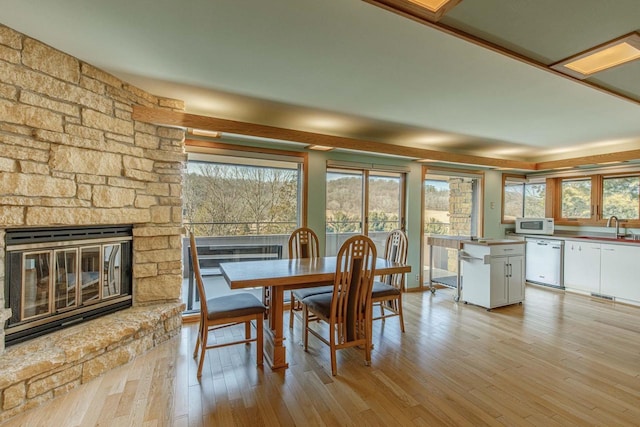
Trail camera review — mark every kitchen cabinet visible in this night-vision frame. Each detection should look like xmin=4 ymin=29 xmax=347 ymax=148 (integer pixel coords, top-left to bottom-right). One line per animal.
xmin=563 ymin=241 xmax=601 ymax=293
xmin=600 ymin=244 xmax=640 ymax=302
xmin=461 ymin=241 xmax=525 ymax=309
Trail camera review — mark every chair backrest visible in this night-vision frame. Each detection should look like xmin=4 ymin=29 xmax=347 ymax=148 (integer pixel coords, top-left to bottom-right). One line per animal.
xmin=331 ymin=235 xmax=377 ymax=344
xmin=380 ymin=229 xmax=408 ymax=289
xmin=189 ymin=232 xmax=208 ymax=316
xmin=288 ymin=227 xmax=320 ymax=259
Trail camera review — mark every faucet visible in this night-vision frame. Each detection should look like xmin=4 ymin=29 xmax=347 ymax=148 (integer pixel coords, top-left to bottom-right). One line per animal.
xmin=606 ymin=215 xmax=622 ymax=238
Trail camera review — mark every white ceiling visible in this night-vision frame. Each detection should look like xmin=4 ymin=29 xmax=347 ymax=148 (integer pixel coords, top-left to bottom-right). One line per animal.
xmin=1 ymin=0 xmax=640 ymax=162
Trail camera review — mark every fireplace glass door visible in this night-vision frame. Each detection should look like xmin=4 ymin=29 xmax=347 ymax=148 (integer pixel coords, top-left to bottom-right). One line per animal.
xmin=5 ymin=225 xmax=133 ymax=346
xmin=22 ymin=251 xmax=52 ymax=320
xmin=103 ymin=244 xmax=121 ymax=298
xmin=81 ymin=246 xmax=101 ymax=303
xmin=54 ymin=248 xmax=78 ymax=311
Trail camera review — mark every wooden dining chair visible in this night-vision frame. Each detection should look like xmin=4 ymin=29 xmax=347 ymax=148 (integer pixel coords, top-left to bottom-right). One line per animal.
xmin=371 ymin=229 xmax=408 ymax=332
xmin=189 ymin=232 xmax=266 ymax=379
xmin=301 ymin=235 xmax=377 ymax=376
xmin=287 ymin=227 xmax=333 ymax=328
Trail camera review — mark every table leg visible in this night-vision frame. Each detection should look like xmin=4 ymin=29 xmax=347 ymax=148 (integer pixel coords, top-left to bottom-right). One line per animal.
xmin=455 ymin=249 xmax=462 ymax=302
xmin=428 ymin=243 xmax=436 ymax=293
xmin=263 ymin=285 xmax=288 ymax=370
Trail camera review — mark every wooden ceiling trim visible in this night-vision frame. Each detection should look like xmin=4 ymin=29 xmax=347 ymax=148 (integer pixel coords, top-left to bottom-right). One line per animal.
xmin=535 ymin=149 xmax=640 ymax=171
xmin=133 ymin=106 xmax=536 ymax=170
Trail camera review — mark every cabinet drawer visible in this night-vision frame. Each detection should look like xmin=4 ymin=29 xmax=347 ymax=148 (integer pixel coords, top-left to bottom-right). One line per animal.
xmin=490 ymin=245 xmax=525 ymax=257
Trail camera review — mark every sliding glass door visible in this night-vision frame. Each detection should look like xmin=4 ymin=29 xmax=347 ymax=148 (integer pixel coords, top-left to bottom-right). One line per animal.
xmin=422 ymin=168 xmax=482 ymax=288
xmin=326 ymin=167 xmax=405 ymax=256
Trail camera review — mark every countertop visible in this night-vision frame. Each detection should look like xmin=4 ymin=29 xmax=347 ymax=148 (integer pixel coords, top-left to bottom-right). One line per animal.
xmin=511 ymin=233 xmax=640 ymax=246
xmin=463 ymin=239 xmax=526 ymax=246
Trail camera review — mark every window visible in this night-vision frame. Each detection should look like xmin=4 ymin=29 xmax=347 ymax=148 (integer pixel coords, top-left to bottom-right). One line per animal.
xmin=182 ymin=147 xmax=306 ymax=312
xmin=602 ymin=176 xmax=640 ymax=220
xmin=561 ymin=178 xmax=592 ymax=219
xmin=503 ymin=176 xmax=546 ymax=221
xmin=325 ymin=166 xmax=405 ymax=256
xmin=536 ymin=170 xmax=640 ymax=226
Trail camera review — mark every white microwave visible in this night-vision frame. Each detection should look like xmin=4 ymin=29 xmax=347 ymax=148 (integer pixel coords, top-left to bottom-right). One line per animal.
xmin=515 ymin=218 xmax=554 ymax=235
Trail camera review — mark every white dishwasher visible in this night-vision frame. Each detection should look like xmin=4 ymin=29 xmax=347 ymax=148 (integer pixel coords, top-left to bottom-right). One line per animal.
xmin=525 ymin=238 xmax=564 ymax=288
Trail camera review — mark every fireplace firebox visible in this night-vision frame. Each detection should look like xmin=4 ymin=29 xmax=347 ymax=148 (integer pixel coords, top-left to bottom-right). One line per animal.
xmin=4 ymin=226 xmax=133 ymax=346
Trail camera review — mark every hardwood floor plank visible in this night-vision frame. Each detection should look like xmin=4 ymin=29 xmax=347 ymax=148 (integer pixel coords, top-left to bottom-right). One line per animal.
xmin=2 ymin=286 xmax=640 ymax=426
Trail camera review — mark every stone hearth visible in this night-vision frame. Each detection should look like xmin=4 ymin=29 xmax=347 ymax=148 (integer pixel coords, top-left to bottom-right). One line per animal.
xmin=1 ymin=24 xmax=187 ymax=421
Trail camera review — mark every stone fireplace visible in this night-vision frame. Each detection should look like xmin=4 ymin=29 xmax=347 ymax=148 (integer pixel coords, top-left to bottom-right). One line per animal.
xmin=0 ymin=25 xmax=187 ymax=421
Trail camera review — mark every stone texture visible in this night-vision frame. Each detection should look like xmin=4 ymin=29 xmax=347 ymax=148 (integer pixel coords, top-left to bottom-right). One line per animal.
xmin=158 ymin=98 xmax=185 ymax=110
xmin=134 ymin=236 xmax=169 ymax=251
xmin=82 ymin=109 xmax=133 ymax=136
xmin=135 ymin=275 xmax=183 ymax=302
xmin=0 ymin=207 xmax=24 ymax=226
xmin=50 ymin=145 xmax=122 ymax=176
xmin=0 ymin=25 xmax=22 ymax=49
xmin=0 ymin=82 xmax=18 ymax=101
xmin=134 ymin=195 xmax=158 ymax=209
xmin=27 ymin=365 xmax=82 ymax=399
xmin=0 ymin=61 xmax=113 ymax=114
xmin=2 ymin=382 xmax=25 ymax=410
xmin=81 ymin=63 xmax=123 ymax=89
xmin=123 ymin=168 xmax=158 ymax=182
xmin=25 ymin=207 xmax=150 ymax=226
xmin=133 ymin=263 xmax=158 ymax=278
xmin=0 ymin=173 xmax=75 ymax=198
xmin=0 ymin=99 xmax=63 ymax=132
xmin=135 ymin=248 xmax=182 ymax=264
xmin=123 ymin=155 xmax=154 ymax=172
xmin=22 ymin=38 xmax=80 ymax=83
xmin=0 ymin=158 xmax=15 ymax=172
xmin=92 ymin=186 xmax=136 ymax=208
xmin=134 ymin=226 xmax=185 ymax=238
xmin=19 ymin=91 xmax=80 ymax=117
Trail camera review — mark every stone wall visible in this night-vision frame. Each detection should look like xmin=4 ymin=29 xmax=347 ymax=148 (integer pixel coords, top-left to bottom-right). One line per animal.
xmin=447 ymin=178 xmax=474 ymax=271
xmin=0 ymin=24 xmax=187 ymax=421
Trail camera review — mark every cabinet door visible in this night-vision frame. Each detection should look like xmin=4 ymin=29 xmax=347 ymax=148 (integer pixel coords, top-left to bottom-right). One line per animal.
xmin=600 ymin=244 xmax=640 ymax=302
xmin=563 ymin=242 xmax=601 ymax=293
xmin=489 ymin=257 xmax=508 ymax=308
xmin=507 ymin=255 xmax=525 ymax=303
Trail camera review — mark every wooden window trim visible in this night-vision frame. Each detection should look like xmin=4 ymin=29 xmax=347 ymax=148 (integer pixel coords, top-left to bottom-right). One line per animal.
xmin=552 ymin=172 xmax=640 ymax=227
xmin=501 ymin=173 xmax=526 ymax=224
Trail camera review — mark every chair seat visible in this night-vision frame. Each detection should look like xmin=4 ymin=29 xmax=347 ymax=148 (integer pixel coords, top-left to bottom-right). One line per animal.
xmin=207 ymin=292 xmax=266 ymax=321
xmin=292 ymin=285 xmax=333 ymax=301
xmin=371 ymin=281 xmax=401 ymax=299
xmin=300 ymin=292 xmax=333 ymax=319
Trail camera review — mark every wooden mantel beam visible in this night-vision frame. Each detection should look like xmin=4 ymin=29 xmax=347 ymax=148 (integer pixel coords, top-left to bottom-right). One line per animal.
xmin=132 ymin=106 xmax=537 ymax=170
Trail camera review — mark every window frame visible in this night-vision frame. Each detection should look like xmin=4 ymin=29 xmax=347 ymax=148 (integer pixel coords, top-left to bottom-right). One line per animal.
xmin=501 ymin=174 xmax=547 ymax=223
xmin=549 ymin=171 xmax=640 ymax=226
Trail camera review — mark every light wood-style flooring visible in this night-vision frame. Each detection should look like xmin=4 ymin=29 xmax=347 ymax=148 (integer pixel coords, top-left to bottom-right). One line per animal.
xmin=2 ymin=285 xmax=640 ymax=426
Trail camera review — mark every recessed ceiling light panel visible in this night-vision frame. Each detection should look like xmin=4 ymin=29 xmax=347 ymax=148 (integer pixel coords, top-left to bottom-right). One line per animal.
xmin=365 ymin=0 xmax=463 ymax=23
xmin=551 ymin=32 xmax=640 ymax=79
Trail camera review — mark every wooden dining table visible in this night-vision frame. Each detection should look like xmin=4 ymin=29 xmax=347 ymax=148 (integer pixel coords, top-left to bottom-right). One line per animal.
xmin=220 ymin=256 xmax=411 ymax=370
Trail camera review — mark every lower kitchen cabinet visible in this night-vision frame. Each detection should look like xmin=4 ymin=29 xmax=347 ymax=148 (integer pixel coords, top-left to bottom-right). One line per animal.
xmin=600 ymin=244 xmax=640 ymax=302
xmin=461 ymin=241 xmax=525 ymax=309
xmin=564 ymin=240 xmax=640 ymax=303
xmin=563 ymin=241 xmax=601 ymax=293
